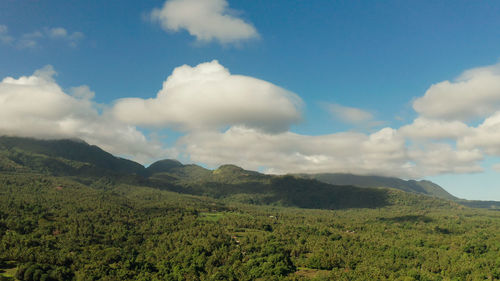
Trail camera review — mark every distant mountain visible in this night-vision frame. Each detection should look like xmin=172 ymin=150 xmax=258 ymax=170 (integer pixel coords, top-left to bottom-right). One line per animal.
xmin=296 ymin=173 xmax=457 ymax=200
xmin=146 ymin=159 xmax=212 ymax=184
xmin=144 ymin=161 xmax=455 ymax=209
xmin=0 ymin=137 xmax=392 ymax=209
xmin=146 ymin=159 xmax=184 ymax=173
xmin=457 ymin=200 xmax=500 ymax=210
xmin=0 ymin=136 xmax=144 ymax=176
xmin=1 ymin=136 xmax=497 ymax=210
xmin=146 ymin=163 xmax=391 ymax=209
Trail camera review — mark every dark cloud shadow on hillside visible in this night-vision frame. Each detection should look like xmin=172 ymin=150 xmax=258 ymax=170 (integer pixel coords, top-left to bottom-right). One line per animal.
xmin=146 ymin=175 xmax=392 ymax=210
xmin=378 ymin=215 xmax=434 ymax=223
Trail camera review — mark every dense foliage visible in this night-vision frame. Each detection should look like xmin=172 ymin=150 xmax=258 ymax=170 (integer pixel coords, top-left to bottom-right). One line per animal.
xmin=1 ymin=173 xmax=500 ymax=280
xmin=1 ymin=136 xmax=500 ymax=280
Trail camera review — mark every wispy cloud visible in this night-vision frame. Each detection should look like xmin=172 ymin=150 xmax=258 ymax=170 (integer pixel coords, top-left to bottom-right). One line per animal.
xmin=326 ymin=103 xmax=384 ymax=128
xmin=44 ymin=27 xmax=84 ymax=47
xmin=17 ymin=31 xmax=44 ymax=49
xmin=0 ymin=25 xmax=14 ymax=44
xmin=0 ymin=24 xmax=85 ymax=49
xmin=150 ymin=0 xmax=259 ymax=45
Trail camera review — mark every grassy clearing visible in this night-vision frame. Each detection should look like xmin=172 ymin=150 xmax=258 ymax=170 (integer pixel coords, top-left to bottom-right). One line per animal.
xmin=198 ymin=211 xmax=226 ymax=222
xmin=295 ymin=267 xmax=330 ymax=279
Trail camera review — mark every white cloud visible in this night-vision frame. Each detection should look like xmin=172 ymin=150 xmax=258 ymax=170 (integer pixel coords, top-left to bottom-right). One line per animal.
xmin=113 ymin=60 xmax=302 ymax=133
xmin=150 ymin=0 xmax=259 ymax=44
xmin=458 ymin=111 xmax=500 ymax=156
xmin=69 ymin=85 xmax=95 ymax=100
xmin=47 ymin=27 xmax=68 ymax=38
xmin=179 ymin=126 xmax=482 ymax=178
xmin=326 ymin=103 xmax=383 ymax=127
xmin=413 ymin=62 xmax=500 ymax=121
xmin=0 ymin=25 xmax=84 ymax=49
xmin=399 ymin=117 xmax=472 ymax=140
xmin=0 ymin=66 xmax=170 ymax=164
xmin=408 ymin=143 xmax=483 ymax=176
xmin=43 ymin=27 xmax=84 ymax=47
xmin=327 ymin=103 xmax=373 ymax=123
xmin=45 ymin=27 xmax=84 ymax=45
xmin=17 ymin=31 xmax=43 ymax=49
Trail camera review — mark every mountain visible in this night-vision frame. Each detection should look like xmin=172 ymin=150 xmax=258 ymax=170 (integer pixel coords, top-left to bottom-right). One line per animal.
xmin=143 ymin=161 xmax=459 ymax=210
xmin=146 ymin=159 xmax=211 ymax=182
xmin=0 ymin=136 xmax=392 ymax=209
xmin=457 ymin=200 xmax=500 ymax=210
xmin=1 ymin=136 xmax=497 ymax=210
xmin=0 ymin=136 xmax=144 ymax=176
xmin=296 ymin=173 xmax=457 ymax=200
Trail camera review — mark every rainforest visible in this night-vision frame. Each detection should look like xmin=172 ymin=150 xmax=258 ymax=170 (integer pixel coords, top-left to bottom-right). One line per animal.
xmin=0 ymin=137 xmax=499 ymax=281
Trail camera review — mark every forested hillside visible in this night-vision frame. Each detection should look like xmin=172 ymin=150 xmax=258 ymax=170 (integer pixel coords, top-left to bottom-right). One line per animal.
xmin=1 ymin=173 xmax=500 ymax=280
xmin=0 ymin=136 xmax=144 ymax=177
xmin=0 ymin=137 xmax=500 ymax=280
xmin=1 ymin=137 xmax=500 ymax=280
xmin=297 ymin=173 xmax=457 ymax=200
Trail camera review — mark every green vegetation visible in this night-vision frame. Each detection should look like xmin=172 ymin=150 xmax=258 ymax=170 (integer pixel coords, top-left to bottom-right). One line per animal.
xmin=0 ymin=136 xmax=144 ymax=177
xmin=1 ymin=174 xmax=500 ymax=280
xmin=1 ymin=136 xmax=500 ymax=280
xmin=297 ymin=173 xmax=457 ymax=200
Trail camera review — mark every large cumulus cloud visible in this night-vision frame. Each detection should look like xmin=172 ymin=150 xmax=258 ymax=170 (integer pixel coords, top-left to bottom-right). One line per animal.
xmin=413 ymin=62 xmax=500 ymax=121
xmin=112 ymin=60 xmax=302 ymax=133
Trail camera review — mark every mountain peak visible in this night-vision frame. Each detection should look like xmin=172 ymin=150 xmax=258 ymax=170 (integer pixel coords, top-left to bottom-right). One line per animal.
xmin=0 ymin=136 xmax=145 ymax=176
xmin=215 ymin=164 xmax=244 ymax=172
xmin=147 ymin=159 xmax=184 ymax=174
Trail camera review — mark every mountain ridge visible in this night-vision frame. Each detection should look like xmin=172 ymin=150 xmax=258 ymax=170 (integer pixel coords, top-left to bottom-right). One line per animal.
xmin=1 ymin=135 xmax=498 ymax=209
xmin=295 ymin=173 xmax=457 ymax=200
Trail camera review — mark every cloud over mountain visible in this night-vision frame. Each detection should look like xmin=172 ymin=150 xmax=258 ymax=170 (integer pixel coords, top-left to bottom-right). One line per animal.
xmin=150 ymin=0 xmax=258 ymax=44
xmin=0 ymin=66 xmax=168 ymax=163
xmin=180 ymin=126 xmax=482 ymax=178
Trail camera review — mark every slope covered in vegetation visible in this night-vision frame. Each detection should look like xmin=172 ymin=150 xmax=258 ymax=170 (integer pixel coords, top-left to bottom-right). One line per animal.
xmin=1 ymin=137 xmax=500 ymax=280
xmin=297 ymin=173 xmax=457 ymax=200
xmin=1 ymin=173 xmax=499 ymax=280
xmin=0 ymin=136 xmax=498 ymax=210
xmin=0 ymin=136 xmax=144 ymax=176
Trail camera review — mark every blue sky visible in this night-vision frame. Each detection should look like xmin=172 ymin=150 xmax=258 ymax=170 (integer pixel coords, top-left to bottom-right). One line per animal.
xmin=1 ymin=0 xmax=500 ymax=200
